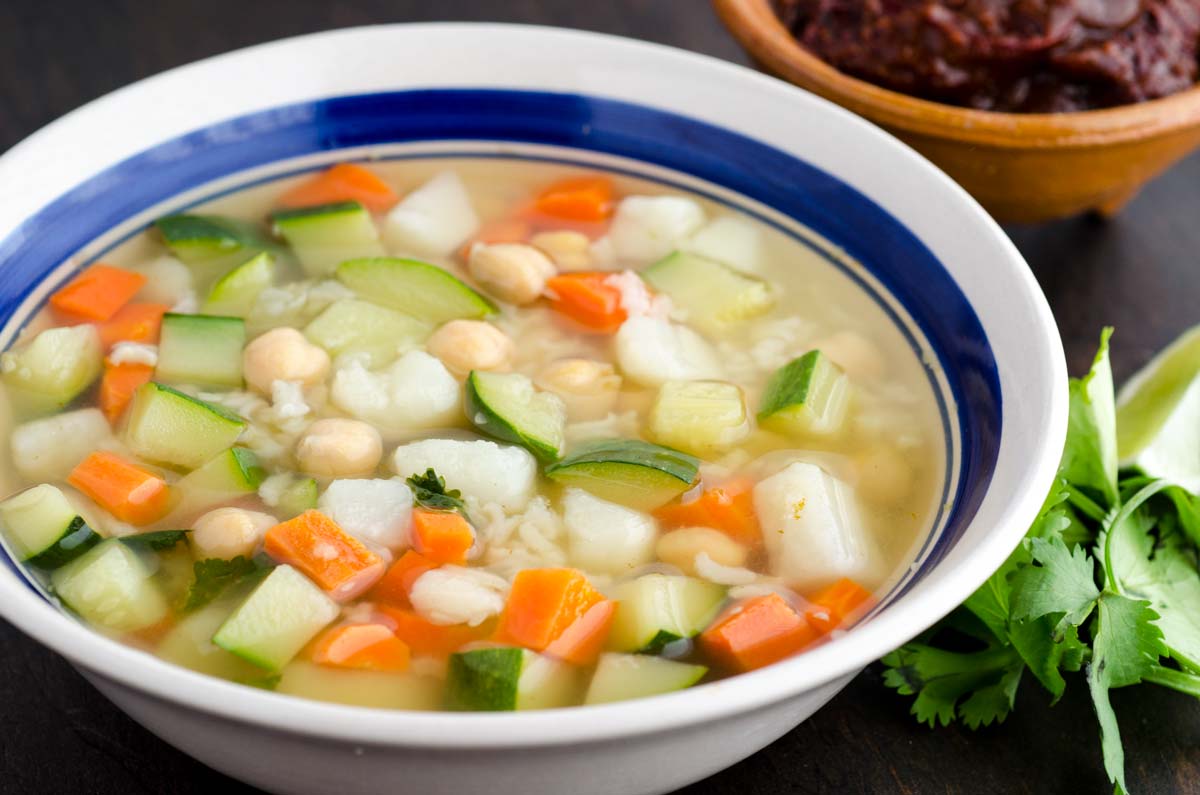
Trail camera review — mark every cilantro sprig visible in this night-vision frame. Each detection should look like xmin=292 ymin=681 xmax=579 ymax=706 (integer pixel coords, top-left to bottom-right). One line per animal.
xmin=883 ymin=330 xmax=1200 ymax=793
xmin=406 ymin=468 xmax=471 ymax=520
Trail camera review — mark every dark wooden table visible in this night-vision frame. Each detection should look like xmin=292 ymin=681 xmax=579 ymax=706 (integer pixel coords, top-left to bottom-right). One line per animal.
xmin=2 ymin=2 xmax=1198 ymax=793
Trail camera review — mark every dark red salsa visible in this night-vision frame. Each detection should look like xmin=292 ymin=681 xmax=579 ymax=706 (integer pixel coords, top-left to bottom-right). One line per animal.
xmin=774 ymin=0 xmax=1200 ymax=112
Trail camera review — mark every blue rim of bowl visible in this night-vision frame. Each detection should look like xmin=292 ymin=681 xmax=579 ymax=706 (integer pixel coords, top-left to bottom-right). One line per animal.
xmin=0 ymin=88 xmax=1001 ymax=607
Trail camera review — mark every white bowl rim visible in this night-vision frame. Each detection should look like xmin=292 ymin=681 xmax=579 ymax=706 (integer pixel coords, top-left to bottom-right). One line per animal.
xmin=0 ymin=23 xmax=1068 ymax=748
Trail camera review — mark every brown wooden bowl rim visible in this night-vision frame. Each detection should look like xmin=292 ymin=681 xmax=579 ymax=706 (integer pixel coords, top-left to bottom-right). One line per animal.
xmin=713 ymin=0 xmax=1200 ymax=149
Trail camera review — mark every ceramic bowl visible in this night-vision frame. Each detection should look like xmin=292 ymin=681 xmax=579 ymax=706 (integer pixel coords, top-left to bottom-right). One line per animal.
xmin=0 ymin=24 xmax=1067 ymax=795
xmin=714 ymin=0 xmax=1200 ymax=223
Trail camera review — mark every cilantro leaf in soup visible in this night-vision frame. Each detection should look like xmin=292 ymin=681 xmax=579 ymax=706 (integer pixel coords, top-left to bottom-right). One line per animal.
xmin=182 ymin=555 xmax=270 ymax=612
xmin=118 ymin=529 xmax=190 ymax=552
xmin=407 ymin=468 xmax=468 ymax=514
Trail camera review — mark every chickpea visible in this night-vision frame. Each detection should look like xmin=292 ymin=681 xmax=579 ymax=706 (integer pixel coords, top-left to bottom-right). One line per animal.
xmin=811 ymin=331 xmax=886 ymax=382
xmin=530 ymin=230 xmax=592 ymax=271
xmin=656 ymin=527 xmax=749 ymax=577
xmin=534 ymin=358 xmax=622 ymax=420
xmin=467 ymin=242 xmax=556 ymax=305
xmin=855 ymin=445 xmax=914 ymax=504
xmin=191 ymin=508 xmax=277 ymax=561
xmin=243 ymin=327 xmax=331 ymax=394
xmin=295 ymin=418 xmax=382 ymax=478
xmin=426 ymin=320 xmax=513 ymax=376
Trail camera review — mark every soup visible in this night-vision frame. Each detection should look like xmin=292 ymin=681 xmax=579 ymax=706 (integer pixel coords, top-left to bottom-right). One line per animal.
xmin=0 ymin=159 xmax=944 ymax=710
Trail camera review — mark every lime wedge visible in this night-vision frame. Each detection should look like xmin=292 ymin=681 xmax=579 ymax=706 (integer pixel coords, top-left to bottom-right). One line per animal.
xmin=1116 ymin=324 xmax=1200 ymax=489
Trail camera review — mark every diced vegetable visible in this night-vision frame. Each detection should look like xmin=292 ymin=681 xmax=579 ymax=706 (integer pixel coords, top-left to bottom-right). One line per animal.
xmin=51 ymin=540 xmax=169 ymax=632
xmin=276 ymin=661 xmax=441 ymax=710
xmin=805 ymin=578 xmax=875 ymax=633
xmin=458 ymin=217 xmax=531 ymax=260
xmin=495 ymin=568 xmax=606 ymax=652
xmin=67 ymin=451 xmax=171 ymax=526
xmin=758 ymin=350 xmax=850 ymax=439
xmin=562 ymin=488 xmax=657 ymax=575
xmin=643 ymin=251 xmax=774 ymax=336
xmin=336 ymin=257 xmax=496 ymax=324
xmin=157 ymin=594 xmax=264 ymax=680
xmin=465 ymin=370 xmax=566 ymax=462
xmin=277 ymin=163 xmax=399 ymax=213
xmin=276 ymin=477 xmax=318 ymax=519
xmin=97 ymin=302 xmax=168 ymax=349
xmin=544 ymin=272 xmax=626 ymax=333
xmin=155 ymin=214 xmax=273 ymax=287
xmin=130 ymin=256 xmax=193 ymax=307
xmin=699 ymin=593 xmax=820 ymax=672
xmin=608 ymin=195 xmax=705 ymax=263
xmin=310 ymin=623 xmax=411 ymax=672
xmin=654 ymin=478 xmax=761 ymax=548
xmin=608 ymin=574 xmax=726 ymax=653
xmin=371 ymin=550 xmax=436 ymax=606
xmin=330 ymin=350 xmax=461 ymax=435
xmin=212 ymin=564 xmax=340 ymax=671
xmin=614 ymin=316 xmax=723 ymax=388
xmin=445 ymin=647 xmax=580 ymax=711
xmin=534 ymin=175 xmax=615 ymax=223
xmin=681 ymin=215 xmax=764 ymax=274
xmin=169 ymin=447 xmax=265 ymax=520
xmin=10 ymin=408 xmax=114 ymax=482
xmin=375 ymin=604 xmax=491 ymax=659
xmin=263 ymin=510 xmax=385 ymax=601
xmin=49 ymin=264 xmax=146 ymax=322
xmin=202 ymin=252 xmax=276 ymax=317
xmin=545 ymin=439 xmax=700 ymax=511
xmin=584 ymin=653 xmax=707 ymax=705
xmin=1 ymin=324 xmax=102 ymax=416
xmin=304 ymin=298 xmax=428 ymax=368
xmin=272 ymin=201 xmax=384 ymax=276
xmin=392 ymin=438 xmax=537 ymax=512
xmin=0 ymin=484 xmax=98 ymax=567
xmin=100 ymin=361 xmax=154 ymax=423
xmin=411 ymin=509 xmax=474 ymax=565
xmin=155 ymin=313 xmax=246 ymax=389
xmin=317 ymin=479 xmax=413 ymax=551
xmin=752 ymin=462 xmax=879 ymax=589
xmin=123 ymin=382 xmax=246 ymax=470
xmin=648 ymin=380 xmax=751 ymax=457
xmin=384 ymin=171 xmax=480 ymax=258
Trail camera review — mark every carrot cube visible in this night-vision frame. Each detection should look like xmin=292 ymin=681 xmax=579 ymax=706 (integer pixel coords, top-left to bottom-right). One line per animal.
xmin=68 ymin=451 xmax=171 ymax=526
xmin=97 ymin=302 xmax=168 ymax=349
xmin=699 ymin=593 xmax=820 ymax=673
xmin=370 ymin=550 xmax=437 ymax=606
xmin=311 ymin=623 xmax=411 ymax=672
xmin=542 ymin=599 xmax=615 ymax=665
xmin=411 ymin=509 xmax=474 ymax=565
xmin=263 ymin=510 xmax=385 ymax=601
xmin=494 ymin=567 xmax=606 ymax=652
xmin=654 ymin=477 xmax=761 ymax=547
xmin=534 ymin=176 xmax=615 ymax=222
xmin=277 ymin=163 xmax=399 ymax=213
xmin=49 ymin=264 xmax=146 ymax=322
xmin=375 ymin=605 xmax=491 ymax=659
xmin=544 ymin=273 xmax=626 ymax=334
xmin=805 ymin=578 xmax=875 ymax=633
xmin=99 ymin=361 xmax=154 ymax=423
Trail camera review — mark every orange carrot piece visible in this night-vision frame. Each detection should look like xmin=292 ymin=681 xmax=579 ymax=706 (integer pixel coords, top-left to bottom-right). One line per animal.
xmin=99 ymin=361 xmax=154 ymax=424
xmin=68 ymin=451 xmax=171 ymax=526
xmin=97 ymin=302 xmax=168 ymax=349
xmin=311 ymin=623 xmax=411 ymax=672
xmin=494 ymin=567 xmax=606 ymax=652
xmin=654 ymin=478 xmax=761 ymax=547
xmin=277 ymin=163 xmax=399 ymax=213
xmin=534 ymin=176 xmax=615 ymax=222
xmin=457 ymin=216 xmax=532 ymax=261
xmin=370 ymin=550 xmax=437 ymax=606
xmin=542 ymin=599 xmax=614 ymax=665
xmin=263 ymin=510 xmax=385 ymax=601
xmin=411 ymin=509 xmax=475 ymax=565
xmin=544 ymin=272 xmax=626 ymax=333
xmin=699 ymin=593 xmax=820 ymax=673
xmin=49 ymin=264 xmax=146 ymax=322
xmin=375 ymin=605 xmax=492 ymax=659
xmin=805 ymin=578 xmax=875 ymax=634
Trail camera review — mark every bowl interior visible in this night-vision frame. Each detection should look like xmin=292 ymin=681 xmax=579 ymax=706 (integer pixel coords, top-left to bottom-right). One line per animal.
xmin=0 ymin=25 xmax=1063 ymax=746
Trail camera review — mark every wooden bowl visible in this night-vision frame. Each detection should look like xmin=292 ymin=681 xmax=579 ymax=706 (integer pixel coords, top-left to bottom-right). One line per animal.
xmin=714 ymin=0 xmax=1200 ymax=222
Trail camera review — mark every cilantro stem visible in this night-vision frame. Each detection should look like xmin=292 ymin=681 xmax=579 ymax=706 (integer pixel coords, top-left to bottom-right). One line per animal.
xmin=1102 ymin=479 xmax=1171 ymax=593
xmin=1066 ymin=484 xmax=1108 ymax=522
xmin=1144 ymin=665 xmax=1200 ymax=699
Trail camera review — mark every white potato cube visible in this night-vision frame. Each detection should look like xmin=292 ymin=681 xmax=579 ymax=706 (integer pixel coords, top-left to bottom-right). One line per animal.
xmin=753 ymin=461 xmax=881 ymax=589
xmin=392 ymin=438 xmax=536 ymax=511
xmin=133 ymin=255 xmax=193 ymax=305
xmin=331 ymin=350 xmax=460 ymax=436
xmin=384 ymin=171 xmax=480 ymax=258
xmin=11 ymin=408 xmax=115 ymax=482
xmin=318 ymin=479 xmax=414 ymax=552
xmin=562 ymin=488 xmax=657 ymax=575
xmin=609 ymin=195 xmax=705 ymax=264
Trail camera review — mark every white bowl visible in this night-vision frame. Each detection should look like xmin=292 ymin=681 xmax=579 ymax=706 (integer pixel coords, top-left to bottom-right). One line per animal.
xmin=0 ymin=24 xmax=1067 ymax=795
